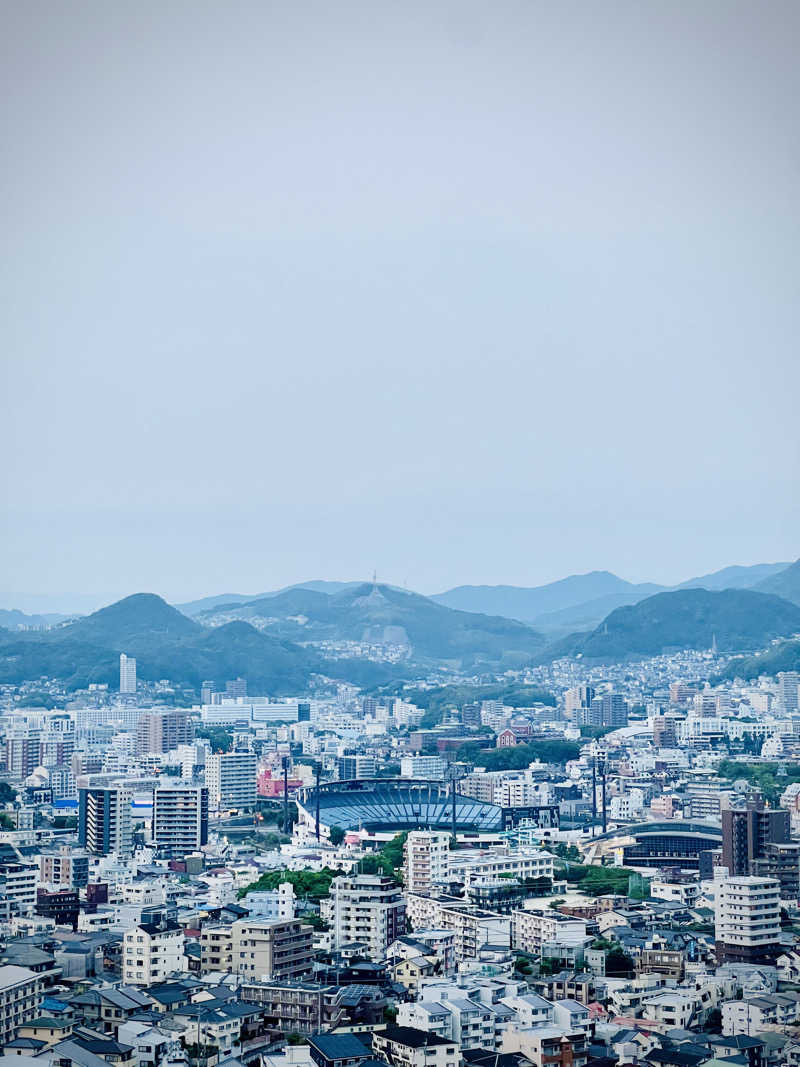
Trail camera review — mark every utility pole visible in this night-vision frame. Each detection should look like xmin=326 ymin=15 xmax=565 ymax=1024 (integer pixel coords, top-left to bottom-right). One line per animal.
xmin=591 ymin=753 xmax=597 ymax=836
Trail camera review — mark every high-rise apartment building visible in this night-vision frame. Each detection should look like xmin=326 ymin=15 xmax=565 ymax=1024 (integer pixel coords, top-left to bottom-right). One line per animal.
xmin=231 ymin=918 xmax=314 ymax=980
xmin=400 ymin=756 xmax=448 ymax=780
xmin=225 ymin=677 xmax=247 ymax=699
xmin=136 ymin=711 xmax=194 ymax=755
xmin=404 ymin=831 xmax=451 ymax=893
xmin=777 ymin=672 xmax=800 ymax=713
xmin=461 ymin=702 xmax=481 ymax=729
xmin=564 ymin=686 xmax=595 ymax=723
xmin=152 ymin=785 xmax=208 ymax=856
xmin=206 ymin=751 xmax=257 ymax=811
xmin=78 ymin=786 xmax=133 ymax=856
xmin=330 ymin=874 xmax=406 ymax=962
xmin=337 ymin=755 xmax=377 ymax=780
xmin=652 ymin=717 xmax=677 ymax=748
xmin=39 ymin=846 xmax=90 ymax=889
xmin=577 ymin=692 xmax=627 ymax=729
xmin=119 ymin=653 xmax=137 ymax=694
xmin=721 ymin=795 xmax=791 ymax=877
xmin=715 ymin=875 xmax=781 ymax=964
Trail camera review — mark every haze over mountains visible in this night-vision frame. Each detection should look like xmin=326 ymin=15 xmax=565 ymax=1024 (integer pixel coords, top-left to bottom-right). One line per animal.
xmin=1 ymin=558 xmax=799 ymax=692
xmin=433 ymin=561 xmax=792 ymax=633
xmin=541 ymin=588 xmax=800 ymax=662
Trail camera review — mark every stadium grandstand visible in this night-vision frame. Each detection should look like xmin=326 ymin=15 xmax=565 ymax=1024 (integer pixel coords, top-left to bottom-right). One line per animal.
xmin=296 ymin=778 xmax=507 ymax=839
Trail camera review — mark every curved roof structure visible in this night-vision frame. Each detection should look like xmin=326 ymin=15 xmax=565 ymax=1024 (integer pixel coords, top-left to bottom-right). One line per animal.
xmin=593 ymin=820 xmax=722 ymax=842
xmin=296 ymin=777 xmax=503 ymax=833
xmin=586 ymin=819 xmax=722 ymax=869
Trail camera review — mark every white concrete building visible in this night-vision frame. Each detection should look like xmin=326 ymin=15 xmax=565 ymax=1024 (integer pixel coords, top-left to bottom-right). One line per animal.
xmin=715 ymin=875 xmax=781 ymax=965
xmin=449 ymin=848 xmax=554 ymax=890
xmin=244 ymin=882 xmax=296 ymax=920
xmin=123 ymin=918 xmax=184 ymax=986
xmin=120 ymin=653 xmax=137 ymax=694
xmin=330 ymin=874 xmax=406 ymax=962
xmin=151 ymin=784 xmax=209 ymax=854
xmin=0 ymin=966 xmax=44 ymax=1046
xmin=206 ymin=750 xmax=257 ymax=812
xmin=400 ymin=756 xmax=448 ymax=780
xmin=511 ymin=908 xmax=587 ymax=954
xmin=406 ymin=894 xmax=511 ymax=962
xmin=404 ymin=831 xmax=451 ymax=894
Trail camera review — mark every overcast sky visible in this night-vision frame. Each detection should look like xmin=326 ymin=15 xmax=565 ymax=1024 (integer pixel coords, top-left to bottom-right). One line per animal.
xmin=2 ymin=1 xmax=799 ymax=611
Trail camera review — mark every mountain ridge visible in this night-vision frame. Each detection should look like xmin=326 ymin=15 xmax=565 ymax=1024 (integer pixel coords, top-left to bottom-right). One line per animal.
xmin=539 ymin=587 xmax=800 ymax=663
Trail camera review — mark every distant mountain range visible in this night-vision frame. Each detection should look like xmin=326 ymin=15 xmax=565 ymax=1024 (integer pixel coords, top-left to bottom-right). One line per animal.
xmin=752 ymin=558 xmax=800 ymax=607
xmin=432 ymin=560 xmax=793 ymax=634
xmin=178 ymin=581 xmax=362 ymax=617
xmin=0 ymin=594 xmax=327 ymax=693
xmin=540 ymin=588 xmax=800 ymax=662
xmin=2 ymin=559 xmax=799 ymax=686
xmin=195 ymin=583 xmax=545 ymax=668
xmin=0 ymin=608 xmax=72 ymax=631
xmin=0 ymin=586 xmax=546 ymax=691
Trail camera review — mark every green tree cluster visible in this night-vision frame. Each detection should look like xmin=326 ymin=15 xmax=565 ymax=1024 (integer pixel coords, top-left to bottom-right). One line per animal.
xmin=717 ymin=759 xmax=800 ymax=805
xmin=238 ymin=866 xmax=343 ymax=902
xmin=456 ymin=738 xmax=580 ymax=771
xmin=195 ymin=726 xmax=233 ymax=753
xmin=355 ymin=832 xmax=408 ymax=880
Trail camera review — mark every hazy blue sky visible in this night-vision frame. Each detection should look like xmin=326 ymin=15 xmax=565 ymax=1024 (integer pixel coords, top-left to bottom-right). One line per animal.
xmin=2 ymin=1 xmax=799 ymax=610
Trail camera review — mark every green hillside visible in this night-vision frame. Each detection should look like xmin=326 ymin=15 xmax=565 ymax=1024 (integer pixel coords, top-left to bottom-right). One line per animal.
xmin=54 ymin=592 xmax=202 ymax=650
xmin=753 ymin=559 xmax=800 ymax=607
xmin=720 ymin=638 xmax=800 ymax=681
xmin=0 ymin=594 xmax=409 ymax=692
xmin=541 ymin=588 xmax=800 ymax=662
xmin=199 ymin=583 xmax=546 ymax=668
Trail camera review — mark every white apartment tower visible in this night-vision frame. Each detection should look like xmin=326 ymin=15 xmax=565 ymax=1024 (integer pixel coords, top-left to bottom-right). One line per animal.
xmin=119 ymin=653 xmax=137 ymax=694
xmin=404 ymin=831 xmax=451 ymax=894
xmin=206 ymin=750 xmax=257 ymax=812
xmin=152 ymin=785 xmax=209 ymax=855
xmin=78 ymin=786 xmax=133 ymax=857
xmin=777 ymin=672 xmax=800 ymax=713
xmin=715 ymin=875 xmax=781 ymax=965
xmin=330 ymin=874 xmax=406 ymax=962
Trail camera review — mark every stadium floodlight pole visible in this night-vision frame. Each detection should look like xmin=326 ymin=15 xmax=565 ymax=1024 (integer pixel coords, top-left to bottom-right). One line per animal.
xmin=315 ymin=761 xmax=321 ymax=842
xmin=282 ymin=757 xmax=290 ymax=835
xmin=592 ymin=752 xmax=597 ymax=836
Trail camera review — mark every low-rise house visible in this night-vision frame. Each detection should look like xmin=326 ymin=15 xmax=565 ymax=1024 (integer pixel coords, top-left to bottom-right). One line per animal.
xmin=68 ymin=985 xmax=155 ymax=1034
xmin=531 ymin=971 xmax=594 ymax=1005
xmin=722 ymin=993 xmax=800 ymax=1035
xmin=16 ymin=1017 xmax=74 ymax=1048
xmin=307 ymin=1033 xmax=372 ymax=1067
xmin=372 ymin=1025 xmax=458 ymax=1067
xmin=501 ymin=1025 xmax=589 ymax=1067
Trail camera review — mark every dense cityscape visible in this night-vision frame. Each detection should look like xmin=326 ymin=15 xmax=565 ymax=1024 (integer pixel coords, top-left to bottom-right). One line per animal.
xmin=1 ymin=561 xmax=800 ymax=1067
xmin=4 ymin=4 xmax=799 ymax=1067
